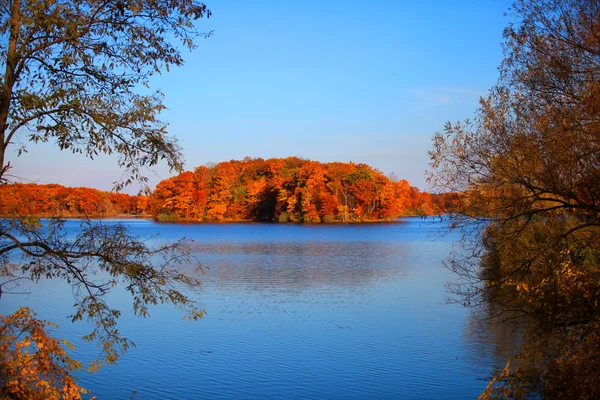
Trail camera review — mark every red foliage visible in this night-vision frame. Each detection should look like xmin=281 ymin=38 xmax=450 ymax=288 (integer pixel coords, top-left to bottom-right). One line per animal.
xmin=149 ymin=157 xmax=450 ymax=222
xmin=0 ymin=183 xmax=147 ymax=218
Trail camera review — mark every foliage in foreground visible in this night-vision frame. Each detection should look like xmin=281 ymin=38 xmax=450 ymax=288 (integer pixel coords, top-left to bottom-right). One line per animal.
xmin=0 ymin=307 xmax=86 ymax=400
xmin=1 ymin=218 xmax=206 ymax=368
xmin=429 ymin=0 xmax=600 ymax=398
xmin=0 ymin=0 xmax=211 ymax=396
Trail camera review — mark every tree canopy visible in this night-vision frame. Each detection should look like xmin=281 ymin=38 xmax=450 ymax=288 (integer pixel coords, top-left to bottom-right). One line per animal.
xmin=0 ymin=182 xmax=148 ymax=217
xmin=428 ymin=0 xmax=600 ymax=397
xmin=150 ymin=157 xmax=444 ymax=223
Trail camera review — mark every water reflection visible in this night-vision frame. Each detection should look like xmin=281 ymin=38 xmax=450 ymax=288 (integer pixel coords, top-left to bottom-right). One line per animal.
xmin=463 ymin=309 xmax=523 ymax=373
xmin=0 ymin=218 xmax=512 ymax=399
xmin=192 ymin=241 xmax=408 ymax=292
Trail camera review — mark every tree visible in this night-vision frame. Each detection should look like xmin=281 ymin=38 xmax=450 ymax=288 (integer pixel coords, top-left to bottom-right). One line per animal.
xmin=0 ymin=0 xmax=211 ymax=395
xmin=428 ymin=0 xmax=600 ymax=397
xmin=148 ymin=157 xmax=434 ymax=223
xmin=0 ymin=0 xmax=210 ymax=188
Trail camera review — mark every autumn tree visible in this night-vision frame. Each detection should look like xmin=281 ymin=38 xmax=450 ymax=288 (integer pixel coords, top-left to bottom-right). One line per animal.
xmin=428 ymin=0 xmax=600 ymax=397
xmin=0 ymin=0 xmax=211 ymax=395
xmin=149 ymin=157 xmax=435 ymax=223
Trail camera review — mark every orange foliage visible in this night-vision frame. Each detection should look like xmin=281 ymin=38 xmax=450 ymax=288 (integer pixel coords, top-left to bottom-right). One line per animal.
xmin=0 ymin=183 xmax=148 ymax=218
xmin=150 ymin=157 xmax=447 ymax=222
xmin=0 ymin=307 xmax=87 ymax=400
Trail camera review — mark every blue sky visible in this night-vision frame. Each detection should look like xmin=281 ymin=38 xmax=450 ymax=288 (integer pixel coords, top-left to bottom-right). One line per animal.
xmin=8 ymin=0 xmax=513 ymax=193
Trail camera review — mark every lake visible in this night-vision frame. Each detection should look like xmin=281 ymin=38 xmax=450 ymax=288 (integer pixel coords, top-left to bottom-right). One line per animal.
xmin=0 ymin=218 xmax=510 ymax=399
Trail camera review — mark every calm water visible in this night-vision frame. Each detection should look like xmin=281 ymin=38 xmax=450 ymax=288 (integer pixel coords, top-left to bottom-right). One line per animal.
xmin=0 ymin=218 xmax=510 ymax=399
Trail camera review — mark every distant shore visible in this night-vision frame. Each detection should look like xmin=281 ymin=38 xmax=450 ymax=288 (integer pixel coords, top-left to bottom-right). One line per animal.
xmin=1 ymin=215 xmax=431 ymax=223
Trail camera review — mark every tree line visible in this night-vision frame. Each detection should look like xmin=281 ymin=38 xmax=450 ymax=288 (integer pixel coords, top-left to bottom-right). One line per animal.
xmin=0 ymin=165 xmax=457 ymax=223
xmin=150 ymin=157 xmax=453 ymax=223
xmin=0 ymin=183 xmax=149 ymax=218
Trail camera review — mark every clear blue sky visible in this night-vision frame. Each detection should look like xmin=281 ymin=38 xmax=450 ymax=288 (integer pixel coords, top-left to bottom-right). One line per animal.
xmin=8 ymin=0 xmax=513 ymax=193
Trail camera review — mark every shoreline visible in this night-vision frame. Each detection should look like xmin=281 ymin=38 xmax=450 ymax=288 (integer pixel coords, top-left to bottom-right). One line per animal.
xmin=1 ymin=215 xmax=433 ymax=224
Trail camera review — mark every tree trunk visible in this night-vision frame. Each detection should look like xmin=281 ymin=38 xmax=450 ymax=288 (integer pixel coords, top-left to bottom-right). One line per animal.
xmin=0 ymin=0 xmax=21 ymax=181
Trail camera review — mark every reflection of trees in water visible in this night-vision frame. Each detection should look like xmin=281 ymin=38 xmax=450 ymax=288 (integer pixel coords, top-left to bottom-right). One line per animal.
xmin=463 ymin=301 xmax=525 ymax=372
xmin=189 ymin=241 xmax=409 ymax=292
xmin=463 ymin=279 xmax=600 ymax=399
